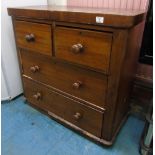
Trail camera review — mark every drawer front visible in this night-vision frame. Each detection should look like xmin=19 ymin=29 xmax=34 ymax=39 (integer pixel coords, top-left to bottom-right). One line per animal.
xmin=23 ymin=77 xmax=103 ymax=137
xmin=55 ymin=27 xmax=112 ymax=72
xmin=14 ymin=21 xmax=52 ymax=56
xmin=20 ymin=50 xmax=107 ymax=108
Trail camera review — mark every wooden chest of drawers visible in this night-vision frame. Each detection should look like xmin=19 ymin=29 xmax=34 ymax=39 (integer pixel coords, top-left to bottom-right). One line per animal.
xmin=8 ymin=6 xmax=145 ymax=146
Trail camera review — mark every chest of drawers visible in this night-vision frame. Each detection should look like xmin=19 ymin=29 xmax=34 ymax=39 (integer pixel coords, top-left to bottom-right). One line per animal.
xmin=8 ymin=6 xmax=145 ymax=146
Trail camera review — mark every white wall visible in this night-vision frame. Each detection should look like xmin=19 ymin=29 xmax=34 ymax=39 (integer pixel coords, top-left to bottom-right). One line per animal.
xmin=48 ymin=0 xmax=67 ymax=5
xmin=1 ymin=0 xmax=47 ymax=101
xmin=1 ymin=69 xmax=9 ymax=101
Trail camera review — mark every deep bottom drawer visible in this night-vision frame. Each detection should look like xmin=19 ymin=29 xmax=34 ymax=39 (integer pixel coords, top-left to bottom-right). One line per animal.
xmin=23 ymin=77 xmax=103 ymax=137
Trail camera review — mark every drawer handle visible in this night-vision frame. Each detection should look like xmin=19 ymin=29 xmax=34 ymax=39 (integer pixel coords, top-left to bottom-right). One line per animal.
xmin=25 ymin=34 xmax=35 ymax=42
xmin=33 ymin=92 xmax=41 ymax=100
xmin=73 ymin=81 xmax=82 ymax=89
xmin=71 ymin=43 xmax=83 ymax=54
xmin=74 ymin=112 xmax=82 ymax=121
xmin=30 ymin=66 xmax=40 ymax=73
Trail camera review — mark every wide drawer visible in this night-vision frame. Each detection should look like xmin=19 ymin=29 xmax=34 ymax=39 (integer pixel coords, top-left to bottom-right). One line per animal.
xmin=55 ymin=26 xmax=112 ymax=72
xmin=14 ymin=20 xmax=52 ymax=56
xmin=20 ymin=50 xmax=107 ymax=108
xmin=23 ymin=77 xmax=103 ymax=137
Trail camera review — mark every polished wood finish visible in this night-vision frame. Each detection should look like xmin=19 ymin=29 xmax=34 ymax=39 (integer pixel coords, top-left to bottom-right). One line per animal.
xmin=8 ymin=6 xmax=145 ymax=28
xmin=55 ymin=26 xmax=112 ymax=72
xmin=8 ymin=6 xmax=145 ymax=146
xmin=111 ymin=22 xmax=145 ymax=138
xmin=14 ymin=21 xmax=52 ymax=56
xmin=23 ymin=77 xmax=103 ymax=137
xmin=20 ymin=50 xmax=107 ymax=108
xmin=101 ymin=29 xmax=128 ymax=141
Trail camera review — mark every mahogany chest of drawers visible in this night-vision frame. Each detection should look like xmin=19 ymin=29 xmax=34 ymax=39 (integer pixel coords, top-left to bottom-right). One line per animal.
xmin=8 ymin=6 xmax=145 ymax=146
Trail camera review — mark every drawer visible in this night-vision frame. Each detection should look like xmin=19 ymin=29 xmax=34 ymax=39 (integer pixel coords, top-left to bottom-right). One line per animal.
xmin=55 ymin=27 xmax=112 ymax=72
xmin=23 ymin=77 xmax=103 ymax=137
xmin=20 ymin=50 xmax=107 ymax=108
xmin=14 ymin=21 xmax=52 ymax=56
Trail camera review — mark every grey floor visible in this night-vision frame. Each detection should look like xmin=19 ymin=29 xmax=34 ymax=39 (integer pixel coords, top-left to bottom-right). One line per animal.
xmin=2 ymin=96 xmax=145 ymax=155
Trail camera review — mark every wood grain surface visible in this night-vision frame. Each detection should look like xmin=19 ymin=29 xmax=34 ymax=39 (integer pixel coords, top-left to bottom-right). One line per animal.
xmin=20 ymin=50 xmax=107 ymax=108
xmin=55 ymin=26 xmax=112 ymax=72
xmin=8 ymin=6 xmax=146 ymax=28
xmin=23 ymin=77 xmax=104 ymax=137
xmin=14 ymin=20 xmax=52 ymax=56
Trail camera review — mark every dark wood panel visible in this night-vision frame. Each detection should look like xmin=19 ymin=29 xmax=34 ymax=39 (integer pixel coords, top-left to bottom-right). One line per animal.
xmin=102 ymin=29 xmax=129 ymax=141
xmin=20 ymin=50 xmax=107 ymax=108
xmin=23 ymin=77 xmax=103 ymax=137
xmin=55 ymin=21 xmax=115 ymax=33
xmin=55 ymin=26 xmax=112 ymax=72
xmin=112 ymin=22 xmax=146 ymax=137
xmin=14 ymin=20 xmax=52 ymax=56
xmin=8 ymin=8 xmax=50 ymax=20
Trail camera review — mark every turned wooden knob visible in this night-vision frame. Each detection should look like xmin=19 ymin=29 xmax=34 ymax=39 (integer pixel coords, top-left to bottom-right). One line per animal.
xmin=25 ymin=34 xmax=35 ymax=42
xmin=33 ymin=92 xmax=41 ymax=100
xmin=30 ymin=66 xmax=40 ymax=73
xmin=74 ymin=112 xmax=82 ymax=120
xmin=71 ymin=43 xmax=84 ymax=54
xmin=73 ymin=81 xmax=82 ymax=89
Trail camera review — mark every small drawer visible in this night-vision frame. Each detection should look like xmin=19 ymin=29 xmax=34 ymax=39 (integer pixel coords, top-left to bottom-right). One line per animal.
xmin=14 ymin=20 xmax=52 ymax=56
xmin=20 ymin=50 xmax=107 ymax=108
xmin=23 ymin=77 xmax=103 ymax=137
xmin=55 ymin=27 xmax=112 ymax=72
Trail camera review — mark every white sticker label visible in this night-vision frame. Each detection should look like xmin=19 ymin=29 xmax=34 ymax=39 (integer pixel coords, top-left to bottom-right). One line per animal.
xmin=96 ymin=16 xmax=104 ymax=23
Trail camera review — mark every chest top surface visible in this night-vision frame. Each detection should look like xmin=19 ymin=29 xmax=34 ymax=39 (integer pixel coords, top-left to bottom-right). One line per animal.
xmin=8 ymin=5 xmax=145 ymax=28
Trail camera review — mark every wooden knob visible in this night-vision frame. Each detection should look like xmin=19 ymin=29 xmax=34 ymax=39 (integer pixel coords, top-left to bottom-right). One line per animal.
xmin=30 ymin=66 xmax=40 ymax=73
xmin=71 ymin=43 xmax=83 ymax=54
xmin=25 ymin=34 xmax=35 ymax=42
xmin=73 ymin=81 xmax=82 ymax=89
xmin=33 ymin=92 xmax=41 ymax=100
xmin=74 ymin=112 xmax=82 ymax=120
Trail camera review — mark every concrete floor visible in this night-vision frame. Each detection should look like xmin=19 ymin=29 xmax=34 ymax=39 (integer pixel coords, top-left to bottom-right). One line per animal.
xmin=2 ymin=96 xmax=145 ymax=155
